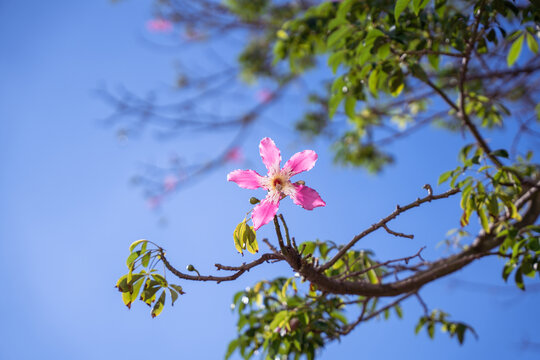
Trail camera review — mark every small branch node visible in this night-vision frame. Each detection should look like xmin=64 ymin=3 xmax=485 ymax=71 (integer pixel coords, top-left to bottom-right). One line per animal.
xmin=423 ymin=184 xmax=433 ymax=197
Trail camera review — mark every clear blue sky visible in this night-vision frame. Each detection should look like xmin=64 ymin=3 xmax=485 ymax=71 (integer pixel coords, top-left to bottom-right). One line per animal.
xmin=1 ymin=1 xmax=539 ymax=359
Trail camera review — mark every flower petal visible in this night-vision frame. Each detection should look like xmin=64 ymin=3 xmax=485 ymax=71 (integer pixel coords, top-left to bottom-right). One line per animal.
xmin=290 ymin=184 xmax=326 ymax=210
xmin=259 ymin=137 xmax=281 ymax=173
xmin=283 ymin=150 xmax=318 ymax=177
xmin=227 ymin=169 xmax=263 ymax=189
xmin=252 ymin=197 xmax=279 ymax=230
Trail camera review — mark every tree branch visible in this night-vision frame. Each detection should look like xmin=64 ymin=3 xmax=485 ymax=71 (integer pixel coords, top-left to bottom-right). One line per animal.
xmin=319 ymin=186 xmax=460 ymax=272
xmin=292 ymin=183 xmax=540 ymax=297
xmin=159 ymin=250 xmax=283 ymax=284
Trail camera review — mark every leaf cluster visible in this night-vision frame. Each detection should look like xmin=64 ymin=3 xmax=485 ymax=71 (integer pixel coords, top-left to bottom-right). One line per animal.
xmin=115 ymin=240 xmax=185 ymax=317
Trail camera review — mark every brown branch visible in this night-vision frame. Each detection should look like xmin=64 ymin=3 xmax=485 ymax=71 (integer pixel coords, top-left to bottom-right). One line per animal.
xmin=465 ymin=63 xmax=540 ymax=81
xmin=338 ymin=247 xmax=426 ymax=281
xmin=382 ymin=224 xmax=414 ymax=239
xmin=457 ymin=4 xmax=504 ymax=170
xmin=338 ymin=298 xmax=370 ymax=335
xmin=319 ymin=186 xmax=460 ymax=272
xmin=290 ymin=182 xmax=540 ymax=297
xmin=159 ymin=249 xmax=283 ymax=284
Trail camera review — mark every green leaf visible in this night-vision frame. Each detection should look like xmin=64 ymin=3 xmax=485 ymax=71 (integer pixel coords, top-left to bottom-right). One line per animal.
xmin=521 ymin=258 xmax=536 ymax=278
xmin=269 ymin=310 xmax=289 ymax=330
xmin=438 ymin=170 xmax=453 ymax=185
xmin=225 ymin=339 xmax=239 ymax=360
xmin=233 ymin=219 xmax=246 ymax=254
xmin=328 ymin=91 xmax=344 ymax=118
xmin=365 ymin=259 xmax=379 ymax=284
xmin=116 ymin=275 xmax=130 ymax=293
xmin=276 ymin=29 xmax=288 ymax=40
xmin=507 ymin=34 xmax=524 ymax=67
xmin=490 ymin=149 xmax=509 ymax=158
xmin=389 ymin=72 xmax=404 ymax=97
xmin=368 ymin=69 xmax=379 ymax=96
xmin=415 ymin=318 xmax=426 ymax=334
xmin=502 ymin=263 xmax=514 ymax=282
xmin=129 ymin=239 xmax=148 ymax=253
xmin=170 ymin=284 xmax=185 ymax=295
xmin=487 ymin=194 xmax=499 ymax=217
xmin=527 ymin=237 xmax=540 ymax=252
xmin=244 ymin=225 xmax=258 ymax=254
xmin=130 ymin=277 xmax=144 ymax=304
xmin=328 ymin=50 xmax=346 ymax=74
xmin=152 ymin=273 xmax=168 ymax=287
xmin=394 ymin=305 xmax=403 ymax=319
xmin=301 ymin=241 xmax=316 ymax=256
xmin=151 ymin=291 xmax=166 ymax=318
xmin=141 ymin=252 xmax=151 ymax=268
xmin=395 ymin=0 xmax=411 ymax=21
xmin=478 ymin=207 xmax=490 ymax=233
xmin=327 ymin=25 xmax=350 ymax=49
xmin=126 ymin=251 xmax=140 ymax=268
xmin=514 ymin=267 xmax=525 ymax=290
xmin=169 ymin=288 xmax=179 ymax=306
xmin=344 ymin=96 xmax=356 ymax=118
xmin=122 ymin=291 xmax=132 ymax=308
xmin=412 ymin=0 xmax=429 ymax=14
xmin=526 ymin=33 xmax=538 ymax=54
xmin=141 ymin=282 xmax=160 ymax=305
xmin=427 ymin=323 xmax=435 ymax=338
xmin=282 ymin=278 xmax=293 ymax=299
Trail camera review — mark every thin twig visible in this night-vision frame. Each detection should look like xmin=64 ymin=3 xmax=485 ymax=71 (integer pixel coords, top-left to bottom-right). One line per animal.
xmin=159 ymin=249 xmax=283 ymax=284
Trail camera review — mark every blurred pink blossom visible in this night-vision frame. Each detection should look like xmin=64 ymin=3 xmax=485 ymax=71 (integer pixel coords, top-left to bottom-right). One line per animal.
xmin=225 ymin=147 xmax=244 ymax=163
xmin=146 ymin=18 xmax=173 ymax=33
xmin=256 ymin=89 xmax=274 ymax=104
xmin=147 ymin=196 xmax=162 ymax=209
xmin=163 ymin=175 xmax=179 ymax=192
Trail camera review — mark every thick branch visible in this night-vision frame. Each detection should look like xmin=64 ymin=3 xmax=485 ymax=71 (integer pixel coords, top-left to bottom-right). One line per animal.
xmin=293 ymin=183 xmax=540 ymax=297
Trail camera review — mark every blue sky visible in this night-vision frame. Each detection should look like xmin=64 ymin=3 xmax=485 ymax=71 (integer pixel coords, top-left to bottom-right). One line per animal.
xmin=0 ymin=1 xmax=539 ymax=359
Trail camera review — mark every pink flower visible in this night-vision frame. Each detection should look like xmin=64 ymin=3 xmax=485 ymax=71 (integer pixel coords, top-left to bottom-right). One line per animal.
xmin=146 ymin=18 xmax=173 ymax=33
xmin=227 ymin=138 xmax=326 ymax=230
xmin=225 ymin=147 xmax=244 ymax=163
xmin=256 ymin=89 xmax=274 ymax=104
xmin=163 ymin=175 xmax=179 ymax=192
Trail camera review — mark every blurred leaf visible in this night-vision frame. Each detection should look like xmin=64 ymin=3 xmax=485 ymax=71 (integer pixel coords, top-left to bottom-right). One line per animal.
xmin=395 ymin=0 xmax=411 ymax=21
xmin=507 ymin=34 xmax=524 ymax=67
xmin=526 ymin=33 xmax=538 ymax=54
xmin=129 ymin=239 xmax=148 ymax=253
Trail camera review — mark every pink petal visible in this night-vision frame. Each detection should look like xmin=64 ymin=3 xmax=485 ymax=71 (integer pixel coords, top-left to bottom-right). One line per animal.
xmin=283 ymin=150 xmax=318 ymax=177
xmin=227 ymin=169 xmax=263 ymax=189
xmin=225 ymin=147 xmax=244 ymax=163
xmin=163 ymin=175 xmax=179 ymax=191
xmin=259 ymin=138 xmax=281 ymax=173
xmin=252 ymin=197 xmax=279 ymax=230
xmin=256 ymin=89 xmax=273 ymax=103
xmin=290 ymin=184 xmax=326 ymax=210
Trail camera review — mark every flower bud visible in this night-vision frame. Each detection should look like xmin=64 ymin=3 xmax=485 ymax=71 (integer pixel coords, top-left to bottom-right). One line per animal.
xmin=186 ymin=264 xmax=195 ymax=272
xmin=295 ymin=180 xmax=305 ymax=185
xmin=249 ymin=197 xmax=260 ymax=204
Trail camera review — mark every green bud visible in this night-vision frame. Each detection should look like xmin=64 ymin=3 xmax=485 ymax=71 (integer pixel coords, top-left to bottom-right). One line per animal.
xmin=249 ymin=197 xmax=260 ymax=204
xmin=186 ymin=264 xmax=195 ymax=272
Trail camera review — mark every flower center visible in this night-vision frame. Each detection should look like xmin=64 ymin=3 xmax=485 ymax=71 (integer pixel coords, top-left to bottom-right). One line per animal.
xmin=273 ymin=178 xmax=283 ymax=190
